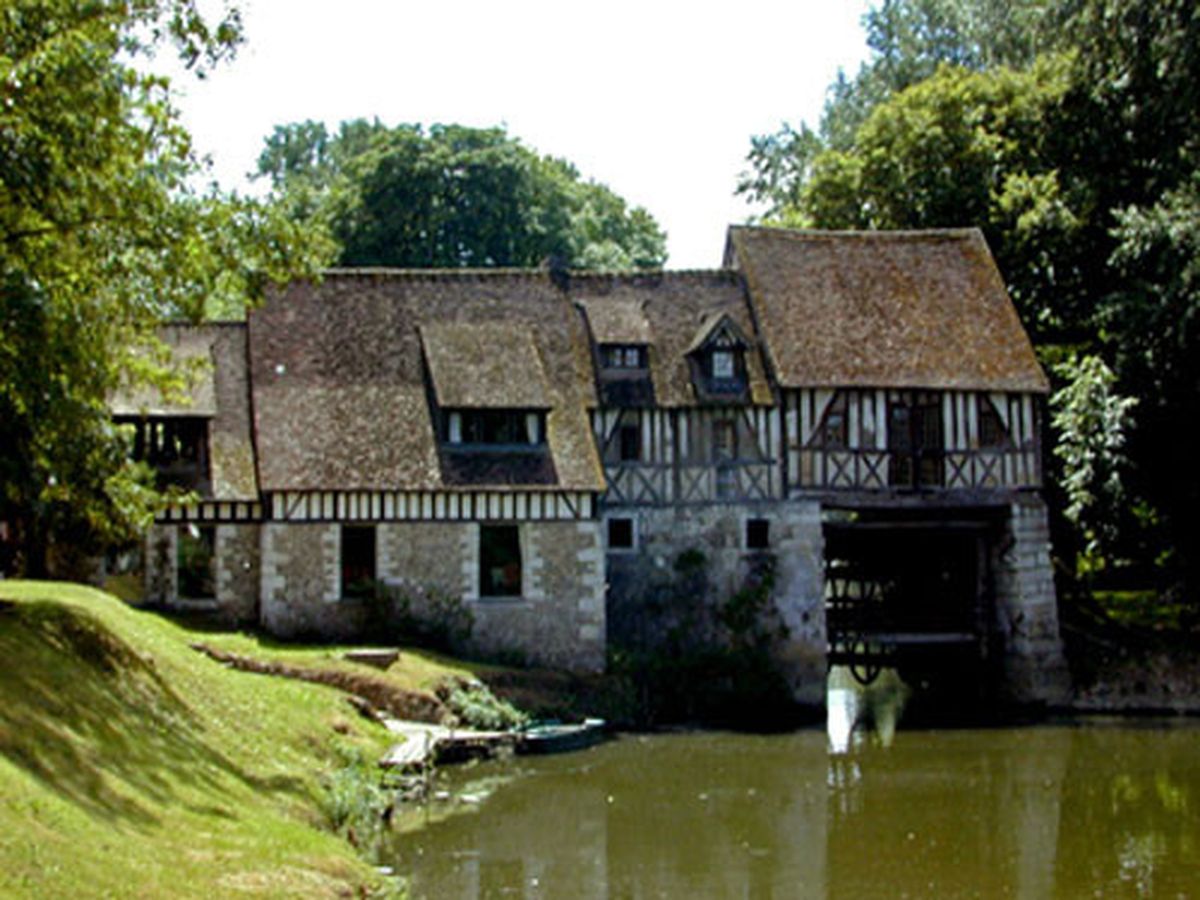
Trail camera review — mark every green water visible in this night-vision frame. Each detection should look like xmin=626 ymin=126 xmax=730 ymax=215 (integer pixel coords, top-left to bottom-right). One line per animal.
xmin=385 ymin=677 xmax=1200 ymax=898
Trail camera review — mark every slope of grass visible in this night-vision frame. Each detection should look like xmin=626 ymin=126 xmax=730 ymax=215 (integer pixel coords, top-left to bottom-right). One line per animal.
xmin=0 ymin=581 xmax=403 ymax=898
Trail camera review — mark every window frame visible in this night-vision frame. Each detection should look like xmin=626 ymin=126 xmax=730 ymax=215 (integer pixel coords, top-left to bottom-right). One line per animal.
xmin=606 ymin=517 xmax=636 ymax=552
xmin=745 ymin=518 xmax=770 ymax=551
xmin=600 ymin=343 xmax=648 ymax=371
xmin=340 ymin=524 xmax=377 ymax=599
xmin=445 ymin=409 xmax=546 ymax=448
xmin=479 ymin=524 xmax=523 ymax=598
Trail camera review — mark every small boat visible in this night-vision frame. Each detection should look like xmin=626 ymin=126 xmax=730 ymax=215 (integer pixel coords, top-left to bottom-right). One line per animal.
xmin=515 ymin=718 xmax=608 ymax=755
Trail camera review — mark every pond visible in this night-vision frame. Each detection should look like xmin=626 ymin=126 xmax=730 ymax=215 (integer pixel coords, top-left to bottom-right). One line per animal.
xmin=383 ymin=671 xmax=1200 ymax=898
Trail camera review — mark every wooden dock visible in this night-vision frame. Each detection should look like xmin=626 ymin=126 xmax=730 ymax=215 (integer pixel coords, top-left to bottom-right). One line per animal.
xmin=379 ymin=719 xmax=518 ymax=771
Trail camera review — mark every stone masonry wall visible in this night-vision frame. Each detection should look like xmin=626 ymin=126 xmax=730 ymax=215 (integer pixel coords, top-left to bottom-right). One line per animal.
xmin=259 ymin=523 xmax=347 ymax=638
xmin=144 ymin=524 xmax=177 ymax=605
xmin=605 ymin=500 xmax=826 ymax=706
xmin=215 ymin=524 xmax=260 ymax=625
xmin=376 ymin=520 xmax=605 ymax=673
xmin=254 ymin=519 xmax=605 ymax=672
xmin=993 ymin=497 xmax=1070 ymax=705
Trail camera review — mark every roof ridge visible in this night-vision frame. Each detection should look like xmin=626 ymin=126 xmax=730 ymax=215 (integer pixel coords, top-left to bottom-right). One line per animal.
xmin=730 ymin=224 xmax=982 ymax=242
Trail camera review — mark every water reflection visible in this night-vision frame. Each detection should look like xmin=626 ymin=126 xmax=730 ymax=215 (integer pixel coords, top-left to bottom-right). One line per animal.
xmin=384 ymin=693 xmax=1200 ymax=898
xmin=826 ymin=666 xmax=909 ymax=754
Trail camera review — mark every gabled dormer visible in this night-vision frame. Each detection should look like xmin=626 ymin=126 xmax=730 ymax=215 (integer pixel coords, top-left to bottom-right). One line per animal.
xmin=420 ymin=322 xmax=556 ymax=485
xmin=577 ymin=299 xmax=656 ymax=407
xmin=686 ymin=312 xmax=750 ymax=402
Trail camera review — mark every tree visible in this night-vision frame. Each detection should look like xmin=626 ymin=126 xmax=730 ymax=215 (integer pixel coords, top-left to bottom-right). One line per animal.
xmin=257 ymin=120 xmax=668 ymax=270
xmin=739 ymin=0 xmax=1062 ymax=214
xmin=0 ymin=0 xmax=326 ymax=576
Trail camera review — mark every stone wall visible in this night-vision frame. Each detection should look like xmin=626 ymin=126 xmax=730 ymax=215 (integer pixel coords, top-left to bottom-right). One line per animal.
xmin=993 ymin=497 xmax=1070 ymax=705
xmin=215 ymin=524 xmax=260 ymax=625
xmin=605 ymin=500 xmax=826 ymax=706
xmin=144 ymin=524 xmax=177 ymax=604
xmin=465 ymin=521 xmax=605 ymax=672
xmin=254 ymin=519 xmax=605 ymax=672
xmin=375 ymin=520 xmax=605 ymax=673
xmin=259 ymin=522 xmax=350 ymax=638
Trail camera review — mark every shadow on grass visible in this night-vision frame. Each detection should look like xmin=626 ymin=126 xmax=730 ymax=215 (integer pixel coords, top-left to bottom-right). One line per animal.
xmin=0 ymin=602 xmax=304 ymax=829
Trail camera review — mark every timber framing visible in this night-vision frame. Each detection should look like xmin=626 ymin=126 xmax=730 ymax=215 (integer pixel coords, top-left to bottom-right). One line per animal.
xmin=115 ymin=225 xmax=1061 ymax=692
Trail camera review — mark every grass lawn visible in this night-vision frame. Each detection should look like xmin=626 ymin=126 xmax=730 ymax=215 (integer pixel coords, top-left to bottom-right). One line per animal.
xmin=0 ymin=580 xmax=449 ymax=898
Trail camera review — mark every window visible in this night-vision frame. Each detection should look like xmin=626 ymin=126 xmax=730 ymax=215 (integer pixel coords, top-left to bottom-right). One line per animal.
xmin=341 ymin=525 xmax=376 ymax=598
xmin=607 ymin=518 xmax=635 ymax=550
xmin=601 ymin=344 xmax=647 ymax=369
xmin=711 ymin=350 xmax=735 ymax=380
xmin=713 ymin=419 xmax=737 ymax=462
xmin=820 ymin=393 xmax=849 ymax=448
xmin=177 ymin=525 xmax=215 ymax=599
xmin=480 ymin=525 xmax=522 ymax=597
xmin=448 ymin=410 xmax=544 ymax=446
xmin=977 ymin=397 xmax=1009 ymax=448
xmin=618 ymin=423 xmax=641 ymax=462
xmin=746 ymin=518 xmax=770 ymax=550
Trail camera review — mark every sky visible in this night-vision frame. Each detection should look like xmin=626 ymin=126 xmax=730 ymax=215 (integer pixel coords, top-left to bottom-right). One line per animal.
xmin=170 ymin=0 xmax=873 ymax=269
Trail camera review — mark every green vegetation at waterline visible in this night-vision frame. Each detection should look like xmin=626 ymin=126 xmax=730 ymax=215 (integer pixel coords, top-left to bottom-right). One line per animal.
xmin=0 ymin=581 xmax=411 ymax=897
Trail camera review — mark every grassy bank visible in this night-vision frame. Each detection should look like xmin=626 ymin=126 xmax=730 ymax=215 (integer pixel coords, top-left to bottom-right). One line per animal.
xmin=0 ymin=581 xmax=480 ymax=897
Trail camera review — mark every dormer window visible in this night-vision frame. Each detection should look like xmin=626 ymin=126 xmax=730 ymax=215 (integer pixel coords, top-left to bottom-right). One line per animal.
xmin=446 ymin=410 xmax=545 ymax=447
xmin=711 ymin=349 xmax=736 ymax=381
xmin=602 ymin=344 xmax=647 ymax=370
xmin=686 ymin=313 xmax=751 ymax=401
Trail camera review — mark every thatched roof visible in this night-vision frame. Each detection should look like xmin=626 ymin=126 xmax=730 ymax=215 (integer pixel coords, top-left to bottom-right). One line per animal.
xmin=249 ymin=271 xmax=602 ymax=492
xmin=112 ymin=324 xmax=258 ymax=501
xmin=571 ymin=271 xmax=774 ymax=406
xmin=727 ymin=226 xmax=1049 ymax=393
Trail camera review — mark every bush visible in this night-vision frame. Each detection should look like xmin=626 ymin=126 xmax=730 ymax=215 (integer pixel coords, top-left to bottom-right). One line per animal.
xmin=434 ymin=676 xmax=529 ymax=731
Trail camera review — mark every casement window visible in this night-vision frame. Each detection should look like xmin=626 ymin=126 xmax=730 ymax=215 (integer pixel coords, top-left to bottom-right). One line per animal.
xmin=601 ymin=344 xmax=648 ymax=370
xmin=341 ymin=525 xmax=376 ymax=598
xmin=745 ymin=518 xmax=770 ymax=550
xmin=618 ymin=423 xmax=641 ymax=462
xmin=446 ymin=410 xmax=545 ymax=446
xmin=177 ymin=525 xmax=215 ymax=599
xmin=711 ymin=349 xmax=736 ymax=380
xmin=607 ymin=517 xmax=635 ymax=550
xmin=480 ymin=525 xmax=522 ymax=597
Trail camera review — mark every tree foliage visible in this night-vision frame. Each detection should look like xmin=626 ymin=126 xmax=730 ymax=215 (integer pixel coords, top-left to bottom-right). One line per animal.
xmin=0 ymin=0 xmax=327 ymax=575
xmin=1050 ymin=354 xmax=1137 ymax=567
xmin=256 ymin=120 xmax=668 ymax=270
xmin=740 ymin=0 xmax=1200 ymax=598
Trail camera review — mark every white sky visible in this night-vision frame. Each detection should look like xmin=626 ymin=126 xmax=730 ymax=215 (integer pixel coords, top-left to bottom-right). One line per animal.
xmin=170 ymin=0 xmax=872 ymax=269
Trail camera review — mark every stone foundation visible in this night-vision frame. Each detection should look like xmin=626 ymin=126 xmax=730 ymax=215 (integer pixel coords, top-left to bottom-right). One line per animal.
xmin=605 ymin=501 xmax=826 ymax=706
xmin=994 ymin=497 xmax=1070 ymax=705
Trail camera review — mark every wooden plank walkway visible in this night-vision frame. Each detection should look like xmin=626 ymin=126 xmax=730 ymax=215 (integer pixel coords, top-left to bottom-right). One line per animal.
xmin=379 ymin=719 xmax=517 ymax=770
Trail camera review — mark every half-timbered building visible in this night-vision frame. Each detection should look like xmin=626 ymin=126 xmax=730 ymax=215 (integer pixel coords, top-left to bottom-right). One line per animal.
xmin=121 ymin=226 xmax=1066 ymax=706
